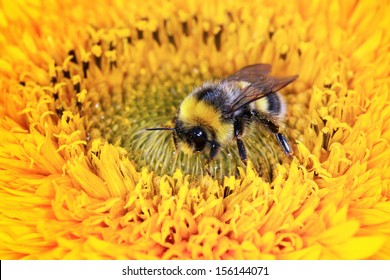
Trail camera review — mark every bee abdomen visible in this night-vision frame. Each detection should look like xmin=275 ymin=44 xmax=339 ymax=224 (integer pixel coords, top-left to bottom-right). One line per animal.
xmin=254 ymin=92 xmax=286 ymax=118
xmin=267 ymin=92 xmax=282 ymax=113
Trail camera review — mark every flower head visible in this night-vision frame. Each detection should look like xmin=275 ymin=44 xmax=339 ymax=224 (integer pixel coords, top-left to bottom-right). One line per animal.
xmin=0 ymin=0 xmax=389 ymax=259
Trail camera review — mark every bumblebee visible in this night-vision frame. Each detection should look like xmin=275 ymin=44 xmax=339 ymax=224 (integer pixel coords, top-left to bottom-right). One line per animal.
xmin=147 ymin=64 xmax=298 ymax=164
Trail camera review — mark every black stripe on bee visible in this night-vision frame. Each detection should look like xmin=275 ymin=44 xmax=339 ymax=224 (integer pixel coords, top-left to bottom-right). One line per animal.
xmin=194 ymin=86 xmax=227 ymax=110
xmin=265 ymin=92 xmax=282 ymax=115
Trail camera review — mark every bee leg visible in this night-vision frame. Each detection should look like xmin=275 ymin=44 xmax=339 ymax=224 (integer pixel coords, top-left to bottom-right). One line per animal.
xmin=207 ymin=141 xmax=220 ymax=163
xmin=234 ymin=117 xmax=248 ymax=164
xmin=204 ymin=141 xmax=220 ymax=176
xmin=276 ymin=132 xmax=293 ymax=158
xmin=254 ymin=112 xmax=293 ymax=158
xmin=236 ymin=138 xmax=248 ymax=164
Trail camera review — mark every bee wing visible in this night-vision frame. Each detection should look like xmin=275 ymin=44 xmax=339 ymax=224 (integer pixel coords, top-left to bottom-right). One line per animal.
xmin=226 ymin=73 xmax=298 ymax=114
xmin=225 ymin=64 xmax=272 ymax=83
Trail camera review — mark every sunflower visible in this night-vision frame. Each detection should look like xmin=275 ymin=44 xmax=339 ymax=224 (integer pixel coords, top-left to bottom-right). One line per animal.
xmin=0 ymin=0 xmax=389 ymax=260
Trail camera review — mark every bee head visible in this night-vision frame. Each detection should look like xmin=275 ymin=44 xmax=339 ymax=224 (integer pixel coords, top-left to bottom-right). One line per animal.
xmin=146 ymin=123 xmax=209 ymax=155
xmin=184 ymin=126 xmax=208 ymax=152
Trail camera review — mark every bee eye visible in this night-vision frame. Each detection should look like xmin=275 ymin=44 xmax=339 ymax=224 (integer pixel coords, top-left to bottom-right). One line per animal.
xmin=188 ymin=127 xmax=208 ymax=151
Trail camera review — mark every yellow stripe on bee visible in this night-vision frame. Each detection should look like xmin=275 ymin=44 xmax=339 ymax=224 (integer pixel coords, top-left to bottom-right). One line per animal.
xmin=179 ymin=96 xmax=233 ymax=144
xmin=254 ymin=98 xmax=269 ymax=113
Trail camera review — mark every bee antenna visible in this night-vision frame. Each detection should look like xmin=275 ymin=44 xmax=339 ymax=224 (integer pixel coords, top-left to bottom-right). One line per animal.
xmin=145 ymin=127 xmax=175 ymax=131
